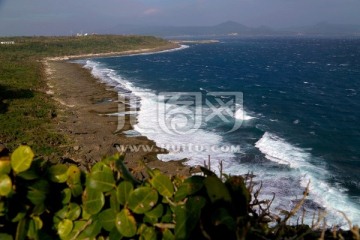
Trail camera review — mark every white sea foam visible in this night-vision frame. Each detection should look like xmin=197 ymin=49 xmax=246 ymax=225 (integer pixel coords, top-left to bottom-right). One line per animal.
xmin=255 ymin=132 xmax=360 ymax=228
xmin=132 ymin=92 xmax=237 ymax=166
xmin=235 ymin=108 xmax=255 ymax=121
xmin=234 ymin=103 xmax=254 ymax=121
xmin=255 ymin=132 xmax=309 ymax=168
xmin=124 ymin=45 xmax=189 ymax=57
xmin=83 ymin=58 xmax=237 ymax=170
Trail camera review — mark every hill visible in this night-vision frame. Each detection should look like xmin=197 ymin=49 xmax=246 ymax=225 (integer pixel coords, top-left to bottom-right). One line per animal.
xmin=108 ymin=21 xmax=360 ymax=37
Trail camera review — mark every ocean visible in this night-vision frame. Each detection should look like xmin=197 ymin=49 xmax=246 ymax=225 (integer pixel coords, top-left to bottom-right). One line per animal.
xmin=79 ymin=37 xmax=360 ymax=227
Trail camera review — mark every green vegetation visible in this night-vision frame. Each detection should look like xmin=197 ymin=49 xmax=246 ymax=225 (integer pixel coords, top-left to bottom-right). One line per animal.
xmin=0 ymin=35 xmax=173 ymax=156
xmin=0 ymin=145 xmax=359 ymax=239
xmin=0 ymin=35 xmax=171 ymax=59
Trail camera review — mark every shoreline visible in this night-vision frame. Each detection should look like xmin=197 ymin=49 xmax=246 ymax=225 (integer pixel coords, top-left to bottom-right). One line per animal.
xmin=44 ymin=43 xmax=182 ymax=61
xmin=43 ymin=45 xmax=193 ymax=176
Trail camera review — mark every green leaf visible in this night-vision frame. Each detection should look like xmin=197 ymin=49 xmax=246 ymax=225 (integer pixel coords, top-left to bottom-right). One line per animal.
xmin=67 ymin=165 xmax=83 ymax=197
xmin=12 ymin=212 xmax=26 ymax=223
xmin=27 ymin=180 xmax=49 ymax=205
xmin=109 ymin=227 xmax=123 ymax=240
xmin=174 ymin=176 xmax=204 ymax=201
xmin=150 ymin=173 xmax=174 ymax=197
xmin=0 ymin=160 xmax=11 ymax=175
xmin=128 ymin=187 xmax=158 ymax=214
xmin=162 ymin=228 xmax=175 ymax=240
xmin=62 ymin=188 xmax=72 ymax=204
xmin=57 ymin=219 xmax=73 ymax=239
xmin=27 ymin=219 xmax=38 ymax=240
xmin=143 ymin=215 xmax=158 ymax=225
xmin=77 ymin=216 xmax=102 ymax=239
xmin=82 ymin=188 xmax=105 ymax=215
xmin=99 ymin=209 xmax=116 ymax=231
xmin=15 ymin=218 xmax=28 ymax=240
xmin=0 ymin=233 xmax=13 ymax=240
xmin=67 ymin=165 xmax=81 ymax=184
xmin=138 ymin=224 xmax=157 ymax=240
xmin=17 ymin=169 xmax=39 ymax=180
xmin=91 ymin=162 xmax=106 ymax=171
xmin=145 ymin=204 xmax=164 ymax=219
xmin=17 ymin=158 xmax=43 ymax=180
xmin=81 ymin=208 xmax=92 ymax=220
xmin=110 ymin=190 xmax=120 ymax=212
xmin=86 ymin=163 xmax=115 ymax=192
xmin=70 ymin=184 xmax=83 ymax=198
xmin=174 ymin=205 xmax=188 ymax=240
xmin=32 ymin=216 xmax=43 ymax=230
xmin=48 ymin=164 xmax=68 ymax=183
xmin=55 ymin=203 xmax=81 ymax=221
xmin=11 ymin=145 xmax=34 ymax=173
xmin=115 ymin=208 xmax=137 ymax=238
xmin=63 ymin=220 xmax=87 ymax=240
xmin=117 ymin=181 xmax=133 ymax=206
xmin=66 ymin=203 xmax=81 ymax=221
xmin=0 ymin=174 xmax=12 ymax=197
xmin=174 ymin=196 xmax=206 ymax=239
xmin=204 ymin=175 xmax=231 ymax=203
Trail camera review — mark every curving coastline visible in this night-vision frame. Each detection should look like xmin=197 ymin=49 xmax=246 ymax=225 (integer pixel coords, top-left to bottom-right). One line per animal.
xmin=43 ymin=45 xmax=192 ymax=176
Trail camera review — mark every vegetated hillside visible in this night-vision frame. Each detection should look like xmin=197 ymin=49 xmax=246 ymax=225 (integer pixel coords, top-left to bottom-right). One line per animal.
xmin=0 ymin=35 xmax=171 ymax=58
xmin=0 ymin=35 xmax=174 ymax=157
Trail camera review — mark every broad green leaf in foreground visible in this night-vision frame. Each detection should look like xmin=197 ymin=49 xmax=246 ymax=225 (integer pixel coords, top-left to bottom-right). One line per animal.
xmin=204 ymin=175 xmax=232 ymax=203
xmin=11 ymin=145 xmax=34 ymax=173
xmin=77 ymin=216 xmax=102 ymax=239
xmin=116 ymin=208 xmax=137 ymax=237
xmin=0 ymin=174 xmax=12 ymax=197
xmin=86 ymin=163 xmax=115 ymax=192
xmin=128 ymin=187 xmax=158 ymax=214
xmin=0 ymin=160 xmax=11 ymax=175
xmin=175 ymin=196 xmax=206 ymax=239
xmin=0 ymin=233 xmax=13 ymax=240
xmin=57 ymin=219 xmax=73 ymax=239
xmin=99 ymin=208 xmax=116 ymax=231
xmin=150 ymin=173 xmax=174 ymax=197
xmin=48 ymin=164 xmax=69 ymax=183
xmin=27 ymin=180 xmax=49 ymax=205
xmin=138 ymin=224 xmax=157 ymax=240
xmin=82 ymin=188 xmax=105 ymax=215
xmin=117 ymin=181 xmax=133 ymax=206
xmin=174 ymin=176 xmax=204 ymax=201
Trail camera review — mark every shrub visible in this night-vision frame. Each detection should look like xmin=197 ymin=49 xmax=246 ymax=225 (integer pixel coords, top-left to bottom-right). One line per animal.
xmin=0 ymin=145 xmax=359 ymax=240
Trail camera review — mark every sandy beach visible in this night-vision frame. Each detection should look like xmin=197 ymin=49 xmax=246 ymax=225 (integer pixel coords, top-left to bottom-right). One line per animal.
xmin=43 ymin=46 xmax=192 ymax=176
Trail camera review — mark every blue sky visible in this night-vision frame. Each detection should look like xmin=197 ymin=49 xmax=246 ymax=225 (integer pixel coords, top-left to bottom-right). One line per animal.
xmin=0 ymin=0 xmax=360 ymax=36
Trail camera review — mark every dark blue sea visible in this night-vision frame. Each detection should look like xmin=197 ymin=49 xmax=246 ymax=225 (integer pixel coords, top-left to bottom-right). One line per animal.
xmin=80 ymin=38 xmax=360 ymax=226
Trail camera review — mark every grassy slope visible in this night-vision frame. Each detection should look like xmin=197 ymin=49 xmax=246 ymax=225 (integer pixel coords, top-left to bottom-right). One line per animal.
xmin=0 ymin=35 xmax=173 ymax=157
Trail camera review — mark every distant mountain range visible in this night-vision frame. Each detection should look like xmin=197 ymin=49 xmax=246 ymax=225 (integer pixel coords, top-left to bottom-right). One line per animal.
xmin=105 ymin=21 xmax=360 ymax=38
